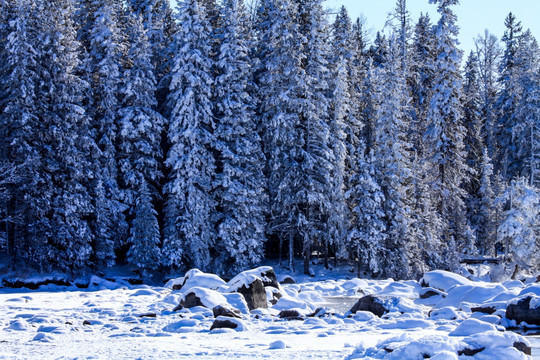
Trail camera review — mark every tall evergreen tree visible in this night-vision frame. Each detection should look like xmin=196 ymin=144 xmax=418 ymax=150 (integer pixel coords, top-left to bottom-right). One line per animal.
xmin=213 ymin=0 xmax=267 ymax=276
xmin=38 ymin=0 xmax=97 ymax=271
xmin=373 ymin=37 xmax=417 ymax=279
xmin=495 ymin=13 xmax=523 ymax=180
xmin=425 ymin=0 xmax=473 ymax=266
xmin=475 ymin=30 xmax=501 ymax=158
xmin=162 ymin=0 xmax=216 ymax=271
xmin=119 ymin=16 xmax=163 ymax=274
xmin=0 ymin=0 xmax=45 ymax=268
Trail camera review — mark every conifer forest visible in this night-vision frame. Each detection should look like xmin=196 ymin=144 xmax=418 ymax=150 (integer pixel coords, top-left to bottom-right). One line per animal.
xmin=0 ymin=0 xmax=539 ymax=279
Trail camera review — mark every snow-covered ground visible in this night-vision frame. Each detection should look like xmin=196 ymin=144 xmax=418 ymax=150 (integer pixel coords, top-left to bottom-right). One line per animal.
xmin=0 ymin=264 xmax=538 ymax=359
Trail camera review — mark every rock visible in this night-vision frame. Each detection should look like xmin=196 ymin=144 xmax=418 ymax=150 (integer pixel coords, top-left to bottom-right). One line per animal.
xmin=419 ymin=287 xmax=446 ymax=299
xmin=280 ymin=276 xmax=296 ymax=285
xmin=506 ymin=295 xmax=540 ymax=325
xmin=237 ymin=278 xmax=267 ymax=310
xmin=470 ymin=306 xmax=496 ymax=314
xmin=266 ymin=287 xmax=282 ymax=305
xmin=180 ymin=292 xmax=204 ymax=308
xmin=210 ymin=318 xmax=238 ymax=330
xmin=513 ymin=341 xmax=532 ymax=356
xmin=349 ymin=295 xmax=390 ymax=317
xmin=420 ymin=270 xmax=472 ymax=292
xmin=228 ymin=267 xmax=279 ymax=290
xmin=138 ymin=313 xmax=157 ymax=318
xmin=457 ymin=347 xmax=484 ymax=356
xmin=212 ymin=305 xmax=242 ymax=319
xmin=210 ymin=316 xmax=248 ymax=331
xmin=278 ymin=309 xmax=303 ymax=320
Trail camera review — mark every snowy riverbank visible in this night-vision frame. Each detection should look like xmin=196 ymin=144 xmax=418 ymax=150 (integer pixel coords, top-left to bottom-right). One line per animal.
xmin=1 ymin=264 xmax=539 ymax=359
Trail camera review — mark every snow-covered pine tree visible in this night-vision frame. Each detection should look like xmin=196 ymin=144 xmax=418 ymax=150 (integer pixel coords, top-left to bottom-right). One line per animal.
xmin=495 ymin=13 xmax=523 ymax=180
xmin=373 ymin=36 xmax=418 ymax=279
xmin=38 ymin=0 xmax=96 ymax=271
xmin=331 ymin=8 xmax=362 ymax=258
xmin=513 ymin=30 xmax=540 ymax=186
xmin=425 ymin=0 xmax=474 ymax=267
xmin=162 ymin=0 xmax=216 ymax=271
xmin=462 ymin=51 xmax=484 ymax=251
xmin=409 ymin=13 xmax=436 ymax=159
xmin=294 ymin=0 xmax=339 ymax=274
xmin=119 ymin=15 xmax=163 ymax=274
xmin=477 ymin=148 xmax=497 ymax=256
xmin=346 ymin=148 xmax=386 ymax=278
xmin=474 ymin=30 xmax=501 ymax=159
xmin=498 ymin=178 xmax=540 ymax=275
xmin=0 ymin=0 xmax=45 ymax=268
xmin=255 ymin=0 xmax=305 ymax=271
xmin=212 ymin=0 xmax=267 ymax=276
xmin=84 ymin=0 xmax=128 ymax=268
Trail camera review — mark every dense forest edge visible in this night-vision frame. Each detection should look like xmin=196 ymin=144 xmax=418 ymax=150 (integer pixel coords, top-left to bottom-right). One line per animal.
xmin=0 ymin=0 xmax=539 ymax=281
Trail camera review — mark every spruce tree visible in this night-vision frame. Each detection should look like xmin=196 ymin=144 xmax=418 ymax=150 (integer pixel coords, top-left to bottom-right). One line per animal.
xmin=425 ymin=0 xmax=473 ymax=267
xmin=120 ymin=16 xmax=163 ymax=274
xmin=495 ymin=13 xmax=523 ymax=180
xmin=213 ymin=0 xmax=267 ymax=276
xmin=162 ymin=0 xmax=216 ymax=271
xmin=373 ymin=37 xmax=417 ymax=279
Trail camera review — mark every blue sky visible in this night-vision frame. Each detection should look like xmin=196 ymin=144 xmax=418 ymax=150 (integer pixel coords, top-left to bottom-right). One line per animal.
xmin=324 ymin=0 xmax=540 ymax=54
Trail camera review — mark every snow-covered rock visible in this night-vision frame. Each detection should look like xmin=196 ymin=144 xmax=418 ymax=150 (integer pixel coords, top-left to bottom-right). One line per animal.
xmin=448 ymin=318 xmax=499 ymax=336
xmin=506 ymin=294 xmax=540 ymax=325
xmin=420 ymin=270 xmax=473 ymax=292
xmin=173 ymin=269 xmax=226 ymax=292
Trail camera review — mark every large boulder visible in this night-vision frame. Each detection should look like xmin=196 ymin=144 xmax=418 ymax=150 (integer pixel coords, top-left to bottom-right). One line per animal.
xmin=506 ymin=295 xmax=540 ymax=325
xmin=226 ymin=270 xmax=274 ymax=310
xmin=420 ymin=270 xmax=472 ymax=292
xmin=210 ymin=316 xmax=248 ymax=331
xmin=178 ymin=287 xmax=228 ymax=309
xmin=237 ymin=278 xmax=267 ymax=310
xmin=212 ymin=305 xmax=242 ymax=319
xmin=349 ymin=295 xmax=389 ymax=317
xmin=228 ymin=267 xmax=280 ymax=290
xmin=168 ymin=269 xmax=226 ymax=292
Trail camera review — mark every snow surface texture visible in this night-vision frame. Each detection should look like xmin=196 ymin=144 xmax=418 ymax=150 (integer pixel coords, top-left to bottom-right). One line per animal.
xmin=0 ymin=267 xmax=538 ymax=359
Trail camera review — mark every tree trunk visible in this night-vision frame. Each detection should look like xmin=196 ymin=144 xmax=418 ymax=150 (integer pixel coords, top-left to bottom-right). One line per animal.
xmin=303 ymin=244 xmax=310 ymax=275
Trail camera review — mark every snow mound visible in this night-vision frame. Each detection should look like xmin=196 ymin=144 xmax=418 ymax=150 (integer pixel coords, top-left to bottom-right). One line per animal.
xmin=272 ymin=296 xmax=315 ymax=314
xmin=421 ymin=270 xmax=473 ymax=292
xmin=448 ymin=318 xmax=499 ymax=336
xmin=5 ymin=319 xmax=31 ymax=331
xmin=177 ymin=269 xmax=226 ymax=292
xmin=518 ymin=284 xmax=540 ymax=297
xmin=181 ymin=287 xmax=228 ymax=309
xmin=162 ymin=319 xmax=200 ymax=333
xmin=429 ymin=307 xmax=462 ymax=321
xmin=269 ymin=340 xmax=288 ymax=349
